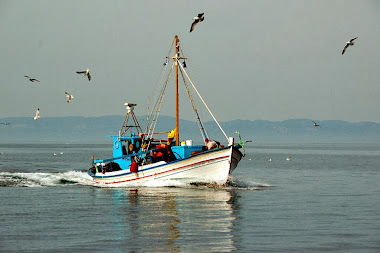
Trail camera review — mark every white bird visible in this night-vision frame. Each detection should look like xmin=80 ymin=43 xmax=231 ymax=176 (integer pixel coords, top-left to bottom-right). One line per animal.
xmin=34 ymin=108 xmax=40 ymax=120
xmin=268 ymin=158 xmax=272 ymax=162
xmin=53 ymin=153 xmax=57 ymax=156
xmin=342 ymin=37 xmax=358 ymax=55
xmin=65 ymin=92 xmax=74 ymax=103
xmin=76 ymin=68 xmax=91 ymax=81
xmin=24 ymin=75 xmax=40 ymax=82
xmin=286 ymin=157 xmax=292 ymax=161
xmin=1 ymin=122 xmax=10 ymax=125
xmin=190 ymin=13 xmax=205 ymax=32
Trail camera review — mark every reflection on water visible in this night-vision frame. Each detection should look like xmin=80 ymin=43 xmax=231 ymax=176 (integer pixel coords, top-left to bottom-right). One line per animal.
xmin=101 ymin=187 xmax=241 ymax=252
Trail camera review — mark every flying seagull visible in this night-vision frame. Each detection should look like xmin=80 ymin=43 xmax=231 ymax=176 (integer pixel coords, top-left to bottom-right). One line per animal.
xmin=34 ymin=108 xmax=40 ymax=120
xmin=190 ymin=13 xmax=204 ymax=32
xmin=76 ymin=68 xmax=91 ymax=81
xmin=1 ymin=122 xmax=10 ymax=125
xmin=65 ymin=92 xmax=74 ymax=103
xmin=24 ymin=75 xmax=40 ymax=82
xmin=313 ymin=121 xmax=321 ymax=127
xmin=342 ymin=37 xmax=358 ymax=55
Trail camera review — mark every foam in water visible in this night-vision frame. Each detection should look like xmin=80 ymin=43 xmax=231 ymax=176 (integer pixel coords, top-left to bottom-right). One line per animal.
xmin=0 ymin=171 xmax=94 ymax=187
xmin=0 ymin=171 xmax=270 ymax=190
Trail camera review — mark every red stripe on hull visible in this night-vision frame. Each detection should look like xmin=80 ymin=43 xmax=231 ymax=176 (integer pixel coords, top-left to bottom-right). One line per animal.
xmin=96 ymin=154 xmax=230 ymax=185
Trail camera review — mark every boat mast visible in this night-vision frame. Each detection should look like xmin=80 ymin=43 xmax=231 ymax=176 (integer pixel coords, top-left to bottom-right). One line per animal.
xmin=175 ymin=35 xmax=179 ymax=146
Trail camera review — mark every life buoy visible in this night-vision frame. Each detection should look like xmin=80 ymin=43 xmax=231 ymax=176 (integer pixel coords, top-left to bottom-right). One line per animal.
xmin=129 ymin=143 xmax=134 ymax=152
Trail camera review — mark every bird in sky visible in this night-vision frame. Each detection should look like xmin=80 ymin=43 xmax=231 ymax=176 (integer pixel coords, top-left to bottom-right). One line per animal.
xmin=34 ymin=108 xmax=40 ymax=120
xmin=313 ymin=121 xmax=321 ymax=127
xmin=76 ymin=69 xmax=91 ymax=81
xmin=24 ymin=75 xmax=40 ymax=82
xmin=342 ymin=37 xmax=358 ymax=55
xmin=65 ymin=92 xmax=74 ymax=103
xmin=190 ymin=13 xmax=204 ymax=32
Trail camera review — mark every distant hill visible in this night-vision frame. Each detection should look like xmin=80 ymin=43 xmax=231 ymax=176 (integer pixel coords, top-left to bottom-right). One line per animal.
xmin=0 ymin=116 xmax=379 ymax=144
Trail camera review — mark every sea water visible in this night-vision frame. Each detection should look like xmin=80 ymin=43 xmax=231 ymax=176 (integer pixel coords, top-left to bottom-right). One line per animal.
xmin=0 ymin=143 xmax=379 ymax=252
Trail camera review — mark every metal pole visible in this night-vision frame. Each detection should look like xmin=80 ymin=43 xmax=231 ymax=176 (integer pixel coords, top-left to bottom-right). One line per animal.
xmin=175 ymin=35 xmax=179 ymax=146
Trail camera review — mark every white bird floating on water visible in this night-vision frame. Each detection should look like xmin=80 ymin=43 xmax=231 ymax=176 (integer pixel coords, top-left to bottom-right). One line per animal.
xmin=34 ymin=108 xmax=40 ymax=120
xmin=190 ymin=13 xmax=204 ymax=32
xmin=268 ymin=158 xmax=272 ymax=162
xmin=65 ymin=92 xmax=74 ymax=103
xmin=286 ymin=157 xmax=292 ymax=161
xmin=342 ymin=37 xmax=358 ymax=55
xmin=24 ymin=75 xmax=40 ymax=82
xmin=76 ymin=69 xmax=91 ymax=81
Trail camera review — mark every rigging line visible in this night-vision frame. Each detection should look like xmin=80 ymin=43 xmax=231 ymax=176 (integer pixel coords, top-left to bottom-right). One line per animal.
xmin=178 ymin=62 xmax=229 ymax=141
xmin=145 ymin=63 xmax=169 ymax=133
xmin=146 ymin=63 xmax=172 ymax=129
xmin=145 ymin=38 xmax=175 ymax=134
xmin=179 ymin=67 xmax=209 ymax=142
xmin=167 ymin=37 xmax=175 ymax=58
xmin=195 ymin=110 xmax=209 ymax=141
xmin=146 ymin=62 xmax=174 ymax=145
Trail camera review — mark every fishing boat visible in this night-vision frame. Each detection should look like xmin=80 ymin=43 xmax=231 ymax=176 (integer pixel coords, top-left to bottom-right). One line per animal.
xmin=88 ymin=35 xmax=248 ymax=187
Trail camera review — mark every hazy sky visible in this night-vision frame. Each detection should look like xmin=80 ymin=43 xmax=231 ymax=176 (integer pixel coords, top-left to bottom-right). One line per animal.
xmin=1 ymin=0 xmax=379 ymax=122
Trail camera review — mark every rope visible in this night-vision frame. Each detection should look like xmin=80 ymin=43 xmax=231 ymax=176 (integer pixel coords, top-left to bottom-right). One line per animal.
xmin=145 ymin=63 xmax=174 ymax=148
xmin=178 ymin=62 xmax=229 ymax=141
xmin=144 ymin=37 xmax=176 ymax=134
xmin=179 ymin=66 xmax=209 ymax=143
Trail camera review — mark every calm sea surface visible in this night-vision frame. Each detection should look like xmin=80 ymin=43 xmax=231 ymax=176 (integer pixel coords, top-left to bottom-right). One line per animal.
xmin=0 ymin=143 xmax=379 ymax=252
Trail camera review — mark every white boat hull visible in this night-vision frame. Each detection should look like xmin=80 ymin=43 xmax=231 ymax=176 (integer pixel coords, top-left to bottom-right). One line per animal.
xmin=90 ymin=146 xmax=243 ymax=187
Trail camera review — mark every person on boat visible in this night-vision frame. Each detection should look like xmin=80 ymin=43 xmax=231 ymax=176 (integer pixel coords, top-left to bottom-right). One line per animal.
xmin=167 ymin=128 xmax=177 ymax=146
xmin=205 ymin=139 xmax=218 ymax=150
xmin=130 ymin=157 xmax=138 ymax=173
xmin=160 ymin=143 xmax=176 ymax=162
xmin=150 ymin=149 xmax=164 ymax=163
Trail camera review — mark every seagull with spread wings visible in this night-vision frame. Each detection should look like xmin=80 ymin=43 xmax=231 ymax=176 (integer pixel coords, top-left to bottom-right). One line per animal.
xmin=342 ymin=37 xmax=358 ymax=55
xmin=25 ymin=75 xmax=40 ymax=82
xmin=313 ymin=121 xmax=321 ymax=127
xmin=76 ymin=68 xmax=91 ymax=81
xmin=190 ymin=13 xmax=204 ymax=32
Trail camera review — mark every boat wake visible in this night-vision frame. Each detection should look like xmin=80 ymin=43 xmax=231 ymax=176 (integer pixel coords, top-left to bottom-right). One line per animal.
xmin=226 ymin=177 xmax=272 ymax=190
xmin=0 ymin=171 xmax=95 ymax=187
xmin=0 ymin=171 xmax=270 ymax=190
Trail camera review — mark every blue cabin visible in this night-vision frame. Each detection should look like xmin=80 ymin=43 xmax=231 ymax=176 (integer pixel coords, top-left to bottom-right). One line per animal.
xmin=111 ymin=134 xmax=143 ymax=170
